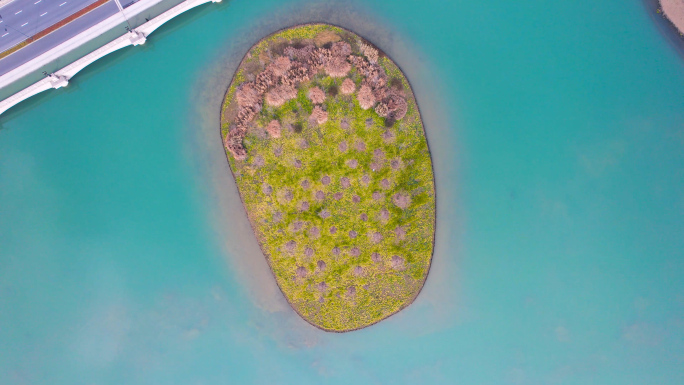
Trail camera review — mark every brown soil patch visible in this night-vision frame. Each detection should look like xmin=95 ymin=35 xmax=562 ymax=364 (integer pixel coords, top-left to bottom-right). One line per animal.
xmin=316 ymin=281 xmax=329 ymax=292
xmin=253 ymin=127 xmax=268 ymax=140
xmin=383 ymin=130 xmax=395 ymax=143
xmin=378 ymin=208 xmax=390 ymax=222
xmin=346 ymin=285 xmax=357 ymax=297
xmin=290 ymin=220 xmax=305 ymax=233
xmin=284 ymin=240 xmax=296 ymax=252
xmin=394 ymin=226 xmax=407 ymax=240
xmin=310 ymin=106 xmax=329 ymax=125
xmin=280 ymin=189 xmax=294 ymax=203
xmin=390 ymin=255 xmax=406 ymax=270
xmin=338 ymin=141 xmax=348 ymax=152
xmin=317 ymin=260 xmax=327 ymax=271
xmin=266 ymin=120 xmax=281 ymax=138
xmin=272 ymin=211 xmax=283 ymax=223
xmin=296 ymin=266 xmax=308 ymax=278
xmin=392 ymin=192 xmax=411 ymax=209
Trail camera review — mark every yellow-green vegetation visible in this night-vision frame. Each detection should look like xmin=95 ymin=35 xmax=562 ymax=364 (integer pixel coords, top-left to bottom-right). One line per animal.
xmin=220 ymin=24 xmax=435 ymax=331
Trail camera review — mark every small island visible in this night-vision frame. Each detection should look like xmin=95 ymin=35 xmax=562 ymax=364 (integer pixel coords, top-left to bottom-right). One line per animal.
xmin=219 ymin=24 xmax=436 ymax=332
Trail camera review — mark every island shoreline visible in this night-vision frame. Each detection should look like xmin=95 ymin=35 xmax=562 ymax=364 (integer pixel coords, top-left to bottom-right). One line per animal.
xmin=217 ymin=22 xmax=438 ymax=333
xmin=646 ymin=0 xmax=684 ymax=58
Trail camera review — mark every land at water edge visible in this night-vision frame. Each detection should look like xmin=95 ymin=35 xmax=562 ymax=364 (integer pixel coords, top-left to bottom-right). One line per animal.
xmin=660 ymin=0 xmax=684 ymax=34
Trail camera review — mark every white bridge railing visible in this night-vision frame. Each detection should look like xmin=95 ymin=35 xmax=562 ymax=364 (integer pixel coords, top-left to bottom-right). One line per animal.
xmin=0 ymin=0 xmax=220 ymax=117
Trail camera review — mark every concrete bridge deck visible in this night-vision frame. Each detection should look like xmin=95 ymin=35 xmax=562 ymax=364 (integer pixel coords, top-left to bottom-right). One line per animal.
xmin=0 ymin=0 xmax=220 ymax=117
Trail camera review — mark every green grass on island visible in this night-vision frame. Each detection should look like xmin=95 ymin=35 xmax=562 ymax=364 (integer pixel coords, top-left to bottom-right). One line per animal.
xmin=220 ymin=24 xmax=436 ymax=331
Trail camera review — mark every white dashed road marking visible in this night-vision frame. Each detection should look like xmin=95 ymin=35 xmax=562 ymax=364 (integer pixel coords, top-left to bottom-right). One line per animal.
xmin=40 ymin=12 xmax=47 ymax=16
xmin=15 ymin=10 xmax=22 ymax=15
xmin=34 ymin=0 xmax=42 ymax=3
xmin=21 ymin=22 xmax=28 ymax=27
xmin=1 ymin=33 xmax=9 ymax=37
xmin=59 ymin=2 xmax=67 ymax=5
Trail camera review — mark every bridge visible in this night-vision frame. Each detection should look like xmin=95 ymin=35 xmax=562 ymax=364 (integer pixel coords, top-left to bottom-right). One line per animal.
xmin=0 ymin=0 xmax=220 ymax=117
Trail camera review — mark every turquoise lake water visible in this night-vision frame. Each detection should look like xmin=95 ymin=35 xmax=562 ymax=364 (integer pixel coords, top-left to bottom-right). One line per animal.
xmin=1 ymin=0 xmax=684 ymax=383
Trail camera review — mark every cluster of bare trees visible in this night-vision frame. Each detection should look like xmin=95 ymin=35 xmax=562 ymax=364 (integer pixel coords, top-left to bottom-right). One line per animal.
xmin=225 ymin=38 xmax=408 ymax=160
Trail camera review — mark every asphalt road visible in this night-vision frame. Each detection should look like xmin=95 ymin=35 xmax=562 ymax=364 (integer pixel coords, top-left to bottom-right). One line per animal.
xmin=0 ymin=0 xmax=121 ymax=76
xmin=0 ymin=0 xmax=105 ymax=51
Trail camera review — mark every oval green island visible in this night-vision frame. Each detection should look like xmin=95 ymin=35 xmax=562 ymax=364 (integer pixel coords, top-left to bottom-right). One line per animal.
xmin=219 ymin=24 xmax=436 ymax=332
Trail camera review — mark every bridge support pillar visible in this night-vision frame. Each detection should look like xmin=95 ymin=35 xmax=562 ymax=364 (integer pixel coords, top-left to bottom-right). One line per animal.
xmin=128 ymin=30 xmax=147 ymax=46
xmin=48 ymin=74 xmax=69 ymax=89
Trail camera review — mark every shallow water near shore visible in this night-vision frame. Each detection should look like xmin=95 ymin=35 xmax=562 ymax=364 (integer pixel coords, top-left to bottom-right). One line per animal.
xmin=1 ymin=0 xmax=683 ymax=383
